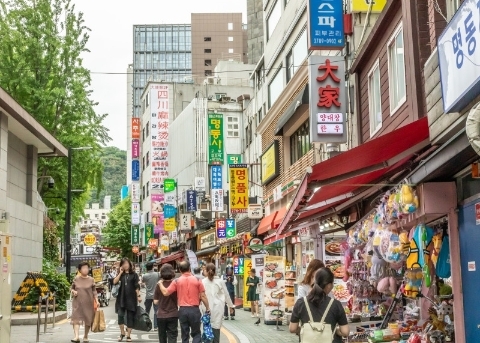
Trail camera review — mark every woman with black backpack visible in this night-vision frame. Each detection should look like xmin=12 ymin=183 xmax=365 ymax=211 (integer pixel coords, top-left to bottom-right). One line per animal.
xmin=289 ymin=268 xmax=349 ymax=343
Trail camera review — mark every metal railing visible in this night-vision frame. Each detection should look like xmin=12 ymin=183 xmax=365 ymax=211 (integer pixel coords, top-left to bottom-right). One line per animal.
xmin=36 ymin=292 xmax=56 ymax=342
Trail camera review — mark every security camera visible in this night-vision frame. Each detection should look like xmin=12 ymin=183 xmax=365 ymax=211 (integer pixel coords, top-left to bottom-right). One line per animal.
xmin=48 ymin=177 xmax=55 ymax=189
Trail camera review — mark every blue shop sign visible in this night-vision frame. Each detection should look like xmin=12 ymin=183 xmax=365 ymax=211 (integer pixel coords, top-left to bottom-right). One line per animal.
xmin=186 ymin=190 xmax=197 ymax=211
xmin=307 ymin=0 xmax=345 ymax=50
xmin=132 ymin=160 xmax=140 ymax=181
xmin=211 ymin=165 xmax=223 ymax=189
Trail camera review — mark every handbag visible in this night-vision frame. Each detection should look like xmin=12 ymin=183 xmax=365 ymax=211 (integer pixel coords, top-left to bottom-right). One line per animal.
xmin=300 ymin=297 xmax=334 ymax=343
xmin=66 ymin=294 xmax=73 ymax=319
xmin=92 ymin=310 xmax=106 ymax=333
xmin=436 ymin=234 xmax=451 ymax=278
xmin=111 ymin=281 xmax=121 ymax=298
xmin=256 ymin=283 xmax=262 ymax=295
xmin=132 ymin=306 xmax=153 ymax=332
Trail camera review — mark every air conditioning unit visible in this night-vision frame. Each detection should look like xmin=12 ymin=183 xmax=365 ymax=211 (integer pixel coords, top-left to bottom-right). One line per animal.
xmin=207 ymin=77 xmax=215 ymax=84
xmin=220 ymin=96 xmax=231 ymax=102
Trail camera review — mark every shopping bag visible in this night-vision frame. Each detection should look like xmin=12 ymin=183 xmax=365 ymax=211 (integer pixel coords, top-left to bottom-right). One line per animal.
xmin=66 ymin=298 xmax=73 ymax=319
xmin=201 ymin=313 xmax=214 ymax=342
xmin=92 ymin=310 xmax=106 ymax=333
xmin=131 ymin=306 xmax=152 ymax=332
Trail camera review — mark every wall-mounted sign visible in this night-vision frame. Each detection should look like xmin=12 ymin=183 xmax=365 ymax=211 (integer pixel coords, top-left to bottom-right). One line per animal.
xmin=131 ymin=203 xmax=140 ymax=225
xmin=211 ymin=166 xmax=223 ymax=189
xmin=227 ymin=154 xmax=242 ymax=165
xmin=145 ymin=223 xmax=154 ymax=244
xmin=233 ymin=255 xmax=244 ymax=275
xmin=211 ymin=189 xmax=224 ymax=212
xmin=132 ymin=118 xmax=141 ymax=139
xmin=164 ymin=179 xmax=176 ymax=193
xmin=195 ymin=177 xmax=206 ymax=191
xmin=438 ymin=0 xmax=480 ymax=113
xmin=199 ymin=229 xmax=216 ymax=250
xmin=261 ymin=141 xmax=280 ymax=185
xmin=226 ymin=219 xmax=236 ymax=238
xmin=132 ymin=139 xmax=140 ymax=159
xmin=248 ymin=204 xmax=263 ymax=219
xmin=248 ymin=237 xmax=263 ymax=252
xmin=308 ymin=55 xmax=347 ymax=143
xmin=180 ymin=213 xmax=191 ymax=232
xmin=216 ymin=219 xmax=227 ymax=239
xmin=186 ymin=190 xmax=197 ymax=211
xmin=208 ymin=113 xmax=224 ymax=165
xmin=160 ymin=235 xmax=169 ymax=251
xmin=151 ymin=194 xmax=164 ymax=234
xmin=164 ymin=217 xmax=176 ymax=232
xmin=132 ymin=160 xmax=140 ymax=181
xmin=230 ymin=164 xmax=249 ymax=213
xmin=83 ymin=233 xmax=97 ymax=246
xmin=150 ymin=85 xmax=170 ymax=189
xmin=351 ymin=0 xmax=387 ymax=12
xmin=307 ymin=0 xmax=345 ymax=50
xmin=130 ymin=182 xmax=141 ymax=203
xmin=131 ymin=225 xmax=140 ymax=245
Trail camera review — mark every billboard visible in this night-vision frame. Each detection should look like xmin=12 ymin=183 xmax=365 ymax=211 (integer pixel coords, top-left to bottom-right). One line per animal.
xmin=150 ymin=85 xmax=170 ymax=190
xmin=229 ymin=164 xmax=249 ymax=213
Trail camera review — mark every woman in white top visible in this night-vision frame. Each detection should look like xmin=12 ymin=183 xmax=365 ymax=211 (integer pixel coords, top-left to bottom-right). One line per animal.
xmin=202 ymin=263 xmax=235 ymax=343
xmin=297 ymin=259 xmax=325 ymax=299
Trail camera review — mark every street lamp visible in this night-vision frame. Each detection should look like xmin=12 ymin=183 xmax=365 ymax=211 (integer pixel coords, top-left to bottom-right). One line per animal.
xmin=65 ymin=146 xmax=92 ymax=280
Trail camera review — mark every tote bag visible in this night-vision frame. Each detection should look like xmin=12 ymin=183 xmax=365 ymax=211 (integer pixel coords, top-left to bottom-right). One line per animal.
xmin=436 ymin=235 xmax=451 ymax=279
xmin=300 ymin=297 xmax=334 ymax=343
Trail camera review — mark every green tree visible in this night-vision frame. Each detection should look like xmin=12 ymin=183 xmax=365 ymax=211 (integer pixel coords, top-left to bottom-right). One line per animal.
xmin=90 ymin=147 xmax=127 ymax=208
xmin=0 ymin=0 xmax=110 ymax=228
xmin=102 ymin=197 xmax=133 ymax=259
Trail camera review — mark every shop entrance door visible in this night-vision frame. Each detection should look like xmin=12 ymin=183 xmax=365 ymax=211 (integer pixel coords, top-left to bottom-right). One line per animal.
xmin=459 ymin=200 xmax=480 ymax=342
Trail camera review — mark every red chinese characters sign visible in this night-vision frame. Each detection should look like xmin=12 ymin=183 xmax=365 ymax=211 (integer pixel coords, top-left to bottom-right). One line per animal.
xmin=132 ymin=118 xmax=141 ymax=139
xmin=150 ymin=85 xmax=170 ymax=190
xmin=308 ymin=56 xmax=346 ymax=143
xmin=229 ymin=164 xmax=249 ymax=213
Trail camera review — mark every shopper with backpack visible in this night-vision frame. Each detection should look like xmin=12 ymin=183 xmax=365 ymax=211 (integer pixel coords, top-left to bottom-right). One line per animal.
xmin=289 ymin=267 xmax=349 ymax=343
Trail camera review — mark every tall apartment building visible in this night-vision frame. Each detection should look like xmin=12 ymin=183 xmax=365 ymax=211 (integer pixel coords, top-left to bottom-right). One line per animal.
xmin=191 ymin=13 xmax=247 ymax=79
xmin=246 ymin=0 xmax=264 ymax=64
xmin=132 ymin=24 xmax=192 ymax=117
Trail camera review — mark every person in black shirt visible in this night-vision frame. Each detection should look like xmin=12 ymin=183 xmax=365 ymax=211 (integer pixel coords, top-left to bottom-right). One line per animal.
xmin=289 ymin=267 xmax=349 ymax=343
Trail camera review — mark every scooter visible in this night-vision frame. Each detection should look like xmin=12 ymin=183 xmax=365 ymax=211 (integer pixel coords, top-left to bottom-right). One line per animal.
xmin=96 ymin=281 xmax=110 ymax=307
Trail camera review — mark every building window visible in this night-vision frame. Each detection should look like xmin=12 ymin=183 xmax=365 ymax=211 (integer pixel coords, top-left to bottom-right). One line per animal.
xmin=205 ymin=59 xmax=212 ymax=66
xmin=268 ymin=67 xmax=284 ymax=108
xmin=142 ymin=156 xmax=145 ymax=171
xmin=256 ymin=64 xmax=264 ymax=89
xmin=146 ymin=121 xmax=149 ymax=137
xmin=290 ymin=121 xmax=311 ymax=164
xmin=368 ymin=60 xmax=382 ymax=136
xmin=227 ymin=116 xmax=240 ymax=137
xmin=267 ymin=0 xmax=281 ymax=40
xmin=204 ymin=37 xmax=211 ymax=41
xmin=387 ymin=24 xmax=406 ymax=114
xmin=146 ymin=151 xmax=150 ymax=166
xmin=147 ymin=182 xmax=150 ymax=196
xmin=228 ymin=37 xmax=234 ymax=42
xmin=228 ymin=48 xmax=234 ymax=53
xmin=215 ymin=93 xmax=227 ymax=100
xmin=228 ymin=23 xmax=233 ymax=30
xmin=286 ymin=29 xmax=308 ymax=82
xmin=205 ymin=70 xmax=212 ymax=76
xmin=143 ymin=185 xmax=146 ymax=200
xmin=142 ymin=128 xmax=145 ymax=142
xmin=204 ymin=49 xmax=211 ymax=53
xmin=146 ymin=93 xmax=149 ymax=107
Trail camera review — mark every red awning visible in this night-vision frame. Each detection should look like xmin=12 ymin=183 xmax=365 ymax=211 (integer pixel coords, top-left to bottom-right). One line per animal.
xmin=276 ymin=118 xmax=429 ymax=236
xmin=160 ymin=251 xmax=184 ymax=264
xmin=273 ymin=207 xmax=287 ymax=227
xmin=264 ymin=231 xmax=292 ymax=245
xmin=257 ymin=212 xmax=277 ymax=235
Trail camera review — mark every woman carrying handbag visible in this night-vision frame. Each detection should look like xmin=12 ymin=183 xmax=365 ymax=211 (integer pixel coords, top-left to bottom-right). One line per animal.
xmin=289 ymin=268 xmax=349 ymax=343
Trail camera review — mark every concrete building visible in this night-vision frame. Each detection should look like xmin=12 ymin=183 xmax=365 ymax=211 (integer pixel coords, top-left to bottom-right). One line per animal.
xmin=246 ymin=0 xmax=264 ymax=65
xmin=0 ymin=87 xmax=67 ymax=294
xmin=191 ymin=13 xmax=247 ymax=79
xmin=127 ymin=64 xmax=133 ymax=184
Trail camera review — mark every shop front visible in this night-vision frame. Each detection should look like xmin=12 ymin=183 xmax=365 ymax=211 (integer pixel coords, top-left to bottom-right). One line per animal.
xmin=195 ymin=229 xmax=218 ymax=265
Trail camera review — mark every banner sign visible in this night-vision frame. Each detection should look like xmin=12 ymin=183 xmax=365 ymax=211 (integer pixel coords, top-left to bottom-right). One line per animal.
xmin=226 ymin=219 xmax=236 ymax=238
xmin=229 ymin=164 xmax=249 ymax=213
xmin=144 ymin=223 xmax=154 ymax=245
xmin=186 ymin=190 xmax=197 ymax=211
xmin=131 ymin=203 xmax=140 ymax=225
xmin=308 ymin=55 xmax=347 ymax=143
xmin=132 ymin=160 xmax=140 ymax=181
xmin=211 ymin=189 xmax=224 ymax=212
xmin=130 ymin=182 xmax=141 ymax=203
xmin=307 ymin=0 xmax=345 ymax=50
xmin=164 ymin=204 xmax=177 ymax=219
xmin=233 ymin=255 xmax=244 ymax=275
xmin=151 ymin=193 xmax=164 ymax=234
xmin=164 ymin=178 xmax=176 ymax=193
xmin=180 ymin=213 xmax=191 ymax=232
xmin=132 ymin=118 xmax=141 ymax=139
xmin=208 ymin=113 xmax=224 ymax=165
xmin=164 ymin=217 xmax=176 ymax=231
xmin=211 ymin=166 xmax=222 ymax=189
xmin=243 ymin=259 xmax=253 ymax=308
xmin=160 ymin=235 xmax=169 ymax=251
xmin=216 ymin=219 xmax=227 ymax=239
xmin=132 ymin=139 xmax=140 ymax=159
xmin=150 ymin=85 xmax=170 ymax=190
xmin=131 ymin=226 xmax=140 ymax=245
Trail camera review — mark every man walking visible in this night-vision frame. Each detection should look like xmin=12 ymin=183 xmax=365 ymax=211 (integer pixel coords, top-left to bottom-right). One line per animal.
xmin=159 ymin=261 xmax=210 ymax=343
xmin=222 ymin=266 xmax=237 ymax=320
xmin=142 ymin=262 xmax=160 ymax=331
xmin=193 ymin=267 xmax=204 ymax=280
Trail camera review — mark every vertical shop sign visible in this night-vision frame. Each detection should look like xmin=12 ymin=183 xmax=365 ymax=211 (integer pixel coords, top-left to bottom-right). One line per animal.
xmin=186 ymin=190 xmax=197 ymax=211
xmin=132 ymin=139 xmax=140 ymax=159
xmin=150 ymin=85 xmax=170 ymax=190
xmin=226 ymin=219 xmax=236 ymax=238
xmin=151 ymin=193 xmax=164 ymax=234
xmin=131 ymin=225 xmax=140 ymax=245
xmin=216 ymin=219 xmax=227 ymax=239
xmin=307 ymin=0 xmax=345 ymax=50
xmin=130 ymin=182 xmax=141 ymax=203
xmin=144 ymin=223 xmax=154 ymax=245
xmin=132 ymin=160 xmax=140 ymax=181
xmin=164 ymin=217 xmax=176 ymax=232
xmin=243 ymin=258 xmax=253 ymax=309
xmin=211 ymin=166 xmax=223 ymax=189
xmin=233 ymin=255 xmax=244 ymax=275
xmin=131 ymin=203 xmax=140 ymax=225
xmin=308 ymin=55 xmax=347 ymax=143
xmin=229 ymin=164 xmax=249 ymax=213
xmin=227 ymin=154 xmax=242 ymax=182
xmin=131 ymin=118 xmax=141 ymax=139
xmin=208 ymin=113 xmax=224 ymax=165
xmin=180 ymin=214 xmax=191 ymax=232
xmin=211 ymin=189 xmax=224 ymax=212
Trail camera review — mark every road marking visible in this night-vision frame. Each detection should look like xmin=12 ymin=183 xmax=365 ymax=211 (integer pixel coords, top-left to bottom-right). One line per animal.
xmin=57 ymin=318 xmax=69 ymax=325
xmin=221 ymin=326 xmax=238 ymax=343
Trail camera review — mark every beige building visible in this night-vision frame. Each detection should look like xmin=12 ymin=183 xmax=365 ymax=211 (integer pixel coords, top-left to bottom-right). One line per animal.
xmin=191 ymin=13 xmax=247 ymax=79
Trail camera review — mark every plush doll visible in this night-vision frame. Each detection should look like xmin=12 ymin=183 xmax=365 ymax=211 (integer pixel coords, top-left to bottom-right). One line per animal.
xmin=370 ymin=247 xmax=388 ymax=284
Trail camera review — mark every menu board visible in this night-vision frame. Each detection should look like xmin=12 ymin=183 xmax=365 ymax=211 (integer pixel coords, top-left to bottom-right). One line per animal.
xmin=324 ymin=235 xmax=351 ymax=303
xmin=263 ymin=255 xmax=286 ymax=324
xmin=301 ymin=240 xmax=315 ymax=276
xmin=252 ymin=254 xmax=265 ymax=308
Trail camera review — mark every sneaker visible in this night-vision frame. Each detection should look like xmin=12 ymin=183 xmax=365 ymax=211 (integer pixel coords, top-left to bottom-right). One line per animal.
xmin=224 ymin=316 xmax=229 ymax=320
xmin=251 ymin=314 xmax=255 ymax=318
xmin=153 ymin=328 xmax=158 ymax=331
xmin=230 ymin=317 xmax=235 ymax=320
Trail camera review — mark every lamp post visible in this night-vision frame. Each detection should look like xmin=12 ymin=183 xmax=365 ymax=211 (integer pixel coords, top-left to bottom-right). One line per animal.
xmin=65 ymin=146 xmax=92 ymax=280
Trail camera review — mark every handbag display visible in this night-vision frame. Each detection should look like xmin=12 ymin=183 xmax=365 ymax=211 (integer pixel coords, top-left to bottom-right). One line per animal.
xmin=92 ymin=310 xmax=106 ymax=333
xmin=131 ymin=305 xmax=153 ymax=332
xmin=300 ymin=297 xmax=335 ymax=343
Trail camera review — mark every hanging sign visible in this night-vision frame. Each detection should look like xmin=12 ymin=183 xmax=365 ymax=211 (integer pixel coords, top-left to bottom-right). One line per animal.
xmin=229 ymin=164 xmax=249 ymax=213
xmin=216 ymin=219 xmax=227 ymax=239
xmin=150 ymin=85 xmax=170 ymax=190
xmin=211 ymin=166 xmax=223 ymax=189
xmin=130 ymin=182 xmax=141 ymax=203
xmin=195 ymin=177 xmax=206 ymax=191
xmin=132 ymin=139 xmax=140 ymax=159
xmin=307 ymin=0 xmax=345 ymax=50
xmin=83 ymin=233 xmax=97 ymax=246
xmin=131 ymin=203 xmax=141 ymax=225
xmin=164 ymin=179 xmax=176 ymax=193
xmin=164 ymin=217 xmax=176 ymax=232
xmin=208 ymin=113 xmax=224 ymax=164
xmin=248 ymin=204 xmax=263 ymax=219
xmin=186 ymin=190 xmax=197 ymax=211
xmin=164 ymin=204 xmax=177 ymax=219
xmin=226 ymin=219 xmax=236 ymax=238
xmin=131 ymin=225 xmax=140 ymax=245
xmin=233 ymin=255 xmax=244 ymax=275
xmin=180 ymin=214 xmax=192 ymax=232
xmin=131 ymin=118 xmax=141 ymax=139
xmin=148 ymin=238 xmax=159 ymax=250
xmin=132 ymin=160 xmax=140 ymax=181
xmin=211 ymin=189 xmax=224 ymax=212
xmin=145 ymin=223 xmax=154 ymax=244
xmin=161 ymin=235 xmax=170 ymax=251
xmin=351 ymin=0 xmax=387 ymax=12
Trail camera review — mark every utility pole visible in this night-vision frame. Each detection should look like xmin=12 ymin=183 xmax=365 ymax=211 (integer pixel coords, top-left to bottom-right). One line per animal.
xmin=65 ymin=147 xmax=72 ymax=280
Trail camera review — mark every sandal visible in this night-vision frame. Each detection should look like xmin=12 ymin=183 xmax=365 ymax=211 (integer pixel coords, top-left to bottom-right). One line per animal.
xmin=126 ymin=337 xmax=132 ymax=342
xmin=118 ymin=335 xmax=125 ymax=342
xmin=71 ymin=340 xmax=80 ymax=343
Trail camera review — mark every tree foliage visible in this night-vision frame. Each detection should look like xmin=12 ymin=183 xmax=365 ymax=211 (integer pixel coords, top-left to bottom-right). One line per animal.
xmin=0 ymin=0 xmax=110 ymax=226
xmin=89 ymin=147 xmax=126 ymax=208
xmin=102 ymin=197 xmax=133 ymax=259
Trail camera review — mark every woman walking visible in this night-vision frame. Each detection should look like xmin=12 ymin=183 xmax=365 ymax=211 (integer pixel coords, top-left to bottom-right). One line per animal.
xmin=246 ymin=268 xmax=260 ymax=318
xmin=289 ymin=268 xmax=349 ymax=343
xmin=297 ymin=259 xmax=325 ymax=299
xmin=202 ymin=263 xmax=235 ymax=343
xmin=153 ymin=264 xmax=179 ymax=343
xmin=70 ymin=262 xmax=99 ymax=343
xmin=114 ymin=258 xmax=141 ymax=342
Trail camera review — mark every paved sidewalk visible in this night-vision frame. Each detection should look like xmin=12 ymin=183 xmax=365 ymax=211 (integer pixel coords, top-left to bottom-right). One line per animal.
xmin=222 ymin=309 xmax=298 ymax=343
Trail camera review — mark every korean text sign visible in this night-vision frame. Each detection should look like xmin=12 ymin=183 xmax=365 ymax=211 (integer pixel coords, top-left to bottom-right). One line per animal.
xmin=131 ymin=118 xmax=141 ymax=139
xmin=307 ymin=0 xmax=345 ymax=50
xmin=131 ymin=203 xmax=140 ymax=225
xmin=211 ymin=189 xmax=224 ymax=212
xmin=438 ymin=0 xmax=480 ymax=113
xmin=150 ymin=85 xmax=170 ymax=190
xmin=230 ymin=164 xmax=249 ymax=213
xmin=145 ymin=223 xmax=154 ymax=244
xmin=186 ymin=190 xmax=197 ymax=211
xmin=208 ymin=113 xmax=224 ymax=164
xmin=211 ymin=166 xmax=223 ymax=189
xmin=308 ymin=55 xmax=347 ymax=143
xmin=151 ymin=193 xmax=164 ymax=234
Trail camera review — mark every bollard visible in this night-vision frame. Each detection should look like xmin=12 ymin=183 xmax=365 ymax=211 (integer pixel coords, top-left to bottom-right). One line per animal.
xmin=52 ymin=292 xmax=56 ymax=328
xmin=44 ymin=293 xmax=49 ymax=333
xmin=36 ymin=295 xmax=42 ymax=342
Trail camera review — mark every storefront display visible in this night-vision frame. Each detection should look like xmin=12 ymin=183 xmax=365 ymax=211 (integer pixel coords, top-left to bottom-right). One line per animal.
xmin=252 ymin=254 xmax=265 ymax=308
xmin=262 ymin=255 xmax=286 ymax=325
